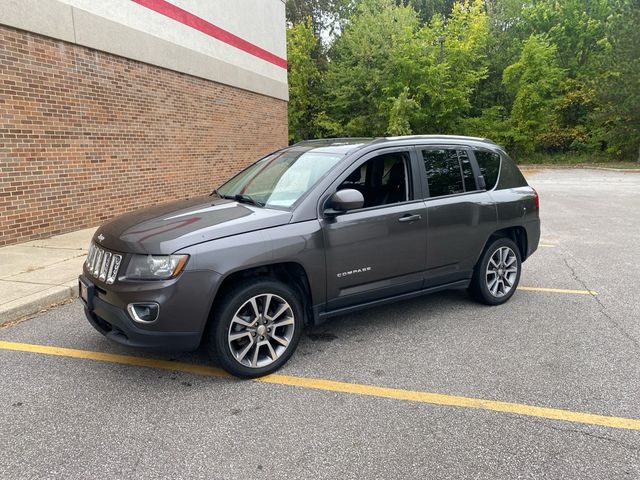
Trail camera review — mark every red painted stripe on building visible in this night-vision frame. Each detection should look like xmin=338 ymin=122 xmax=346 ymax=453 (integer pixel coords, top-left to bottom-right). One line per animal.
xmin=132 ymin=0 xmax=287 ymax=69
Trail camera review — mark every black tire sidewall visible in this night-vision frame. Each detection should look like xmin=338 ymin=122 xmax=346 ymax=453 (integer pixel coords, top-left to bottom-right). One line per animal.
xmin=473 ymin=237 xmax=522 ymax=305
xmin=209 ymin=279 xmax=304 ymax=378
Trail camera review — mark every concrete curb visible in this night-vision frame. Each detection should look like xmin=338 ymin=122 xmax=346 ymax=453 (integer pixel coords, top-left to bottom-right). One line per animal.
xmin=0 ymin=282 xmax=78 ymax=326
xmin=0 ymin=227 xmax=94 ymax=326
xmin=585 ymin=166 xmax=640 ymax=173
xmin=519 ymin=164 xmax=640 ymax=173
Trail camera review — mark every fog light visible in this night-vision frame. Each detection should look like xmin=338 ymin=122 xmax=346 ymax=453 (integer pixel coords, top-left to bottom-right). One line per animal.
xmin=127 ymin=303 xmax=160 ymax=323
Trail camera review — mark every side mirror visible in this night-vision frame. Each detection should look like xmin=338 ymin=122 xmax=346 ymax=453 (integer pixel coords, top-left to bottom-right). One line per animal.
xmin=477 ymin=175 xmax=487 ymax=190
xmin=324 ymin=189 xmax=364 ymax=216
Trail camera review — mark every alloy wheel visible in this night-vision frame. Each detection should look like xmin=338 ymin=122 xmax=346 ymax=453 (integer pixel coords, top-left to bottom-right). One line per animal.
xmin=485 ymin=246 xmax=518 ymax=298
xmin=227 ymin=293 xmax=295 ymax=368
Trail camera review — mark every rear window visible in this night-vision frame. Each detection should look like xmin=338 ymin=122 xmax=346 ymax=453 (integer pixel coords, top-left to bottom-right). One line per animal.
xmin=473 ymin=150 xmax=500 ymax=190
xmin=496 ymin=153 xmax=528 ymax=189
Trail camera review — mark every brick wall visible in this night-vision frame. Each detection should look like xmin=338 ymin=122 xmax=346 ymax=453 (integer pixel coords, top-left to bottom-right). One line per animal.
xmin=0 ymin=25 xmax=288 ymax=247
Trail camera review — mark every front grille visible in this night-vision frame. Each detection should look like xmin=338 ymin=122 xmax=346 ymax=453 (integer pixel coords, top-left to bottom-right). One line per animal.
xmin=86 ymin=242 xmax=122 ymax=285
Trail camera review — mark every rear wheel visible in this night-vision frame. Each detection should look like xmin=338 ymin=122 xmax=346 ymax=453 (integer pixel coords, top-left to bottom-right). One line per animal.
xmin=469 ymin=237 xmax=521 ymax=305
xmin=207 ymin=279 xmax=303 ymax=378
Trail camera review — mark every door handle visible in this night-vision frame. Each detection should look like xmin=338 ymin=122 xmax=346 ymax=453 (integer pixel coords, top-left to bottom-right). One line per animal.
xmin=398 ymin=214 xmax=422 ymax=223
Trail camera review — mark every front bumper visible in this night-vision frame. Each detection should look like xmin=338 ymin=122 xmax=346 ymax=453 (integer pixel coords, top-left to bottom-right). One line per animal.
xmin=79 ymin=272 xmax=216 ymax=352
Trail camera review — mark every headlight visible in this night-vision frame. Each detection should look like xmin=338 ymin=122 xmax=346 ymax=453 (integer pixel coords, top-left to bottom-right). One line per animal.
xmin=125 ymin=254 xmax=189 ymax=280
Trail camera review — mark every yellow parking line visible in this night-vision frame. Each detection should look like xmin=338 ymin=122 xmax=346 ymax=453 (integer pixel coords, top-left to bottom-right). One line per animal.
xmin=0 ymin=340 xmax=638 ymax=431
xmin=518 ymin=286 xmax=597 ymax=295
xmin=0 ymin=340 xmax=230 ymax=377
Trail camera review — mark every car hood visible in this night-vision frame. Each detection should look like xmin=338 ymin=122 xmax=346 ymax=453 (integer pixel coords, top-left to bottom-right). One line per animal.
xmin=94 ymin=195 xmax=292 ymax=254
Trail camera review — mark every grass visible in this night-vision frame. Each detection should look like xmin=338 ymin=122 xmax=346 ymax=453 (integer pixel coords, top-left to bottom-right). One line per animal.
xmin=515 ymin=153 xmax=640 ymax=169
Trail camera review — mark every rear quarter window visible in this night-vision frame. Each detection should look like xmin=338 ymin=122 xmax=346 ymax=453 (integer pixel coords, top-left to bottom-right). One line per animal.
xmin=473 ymin=150 xmax=500 ymax=190
xmin=496 ymin=153 xmax=528 ymax=189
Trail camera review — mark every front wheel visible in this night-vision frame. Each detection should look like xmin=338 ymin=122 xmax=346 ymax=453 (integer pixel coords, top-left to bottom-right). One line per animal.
xmin=469 ymin=237 xmax=522 ymax=305
xmin=207 ymin=279 xmax=303 ymax=378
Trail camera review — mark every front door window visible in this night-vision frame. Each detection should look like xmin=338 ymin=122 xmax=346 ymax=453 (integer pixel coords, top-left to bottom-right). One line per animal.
xmin=337 ymin=152 xmax=410 ymax=208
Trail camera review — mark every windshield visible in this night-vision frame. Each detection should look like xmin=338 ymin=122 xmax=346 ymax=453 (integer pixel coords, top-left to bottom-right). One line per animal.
xmin=216 ymin=149 xmax=343 ymax=208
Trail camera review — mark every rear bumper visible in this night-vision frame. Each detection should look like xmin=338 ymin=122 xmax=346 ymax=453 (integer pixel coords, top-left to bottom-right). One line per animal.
xmin=79 ymin=273 xmax=212 ymax=352
xmin=525 ymin=217 xmax=541 ymax=260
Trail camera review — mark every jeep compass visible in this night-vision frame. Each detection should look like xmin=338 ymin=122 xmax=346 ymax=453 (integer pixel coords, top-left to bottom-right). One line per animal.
xmin=79 ymin=136 xmax=540 ymax=377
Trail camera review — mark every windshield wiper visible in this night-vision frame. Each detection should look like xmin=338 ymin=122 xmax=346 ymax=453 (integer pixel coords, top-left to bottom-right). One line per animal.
xmin=233 ymin=194 xmax=264 ymax=207
xmin=211 ymin=190 xmax=264 ymax=207
xmin=211 ymin=189 xmax=234 ymax=200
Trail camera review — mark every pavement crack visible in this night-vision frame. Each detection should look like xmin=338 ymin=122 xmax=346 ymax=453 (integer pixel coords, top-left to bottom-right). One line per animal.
xmin=562 ymin=257 xmax=595 ymax=297
xmin=26 ymin=245 xmax=86 ymax=251
xmin=563 ymin=258 xmax=640 ymax=351
xmin=546 ymin=424 xmax=640 ymax=453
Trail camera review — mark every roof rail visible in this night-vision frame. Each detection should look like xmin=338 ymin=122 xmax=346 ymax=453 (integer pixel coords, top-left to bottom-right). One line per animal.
xmin=383 ymin=134 xmax=496 ymax=144
xmin=291 ymin=137 xmax=372 ymax=147
xmin=290 ymin=135 xmax=498 ymax=149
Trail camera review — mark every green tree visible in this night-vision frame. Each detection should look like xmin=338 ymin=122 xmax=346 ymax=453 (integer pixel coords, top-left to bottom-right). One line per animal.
xmin=520 ymin=0 xmax=614 ymax=75
xmin=286 ymin=0 xmax=353 ymax=35
xmin=284 ymin=0 xmax=639 ymax=159
xmin=502 ymin=34 xmax=565 ymax=154
xmin=287 ymin=20 xmax=324 ymax=142
xmin=427 ymin=0 xmax=489 ymax=130
xmin=397 ymin=0 xmax=456 ymax=22
xmin=387 ymin=87 xmax=420 ymax=135
xmin=323 ymin=0 xmax=420 ymax=136
xmin=323 ymin=0 xmax=488 ymax=136
xmin=469 ymin=0 xmax=527 ymax=114
xmin=589 ymin=0 xmax=640 ymax=159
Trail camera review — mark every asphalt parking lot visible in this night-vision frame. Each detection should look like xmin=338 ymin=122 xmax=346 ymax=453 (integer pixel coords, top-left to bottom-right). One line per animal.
xmin=1 ymin=168 xmax=639 ymax=479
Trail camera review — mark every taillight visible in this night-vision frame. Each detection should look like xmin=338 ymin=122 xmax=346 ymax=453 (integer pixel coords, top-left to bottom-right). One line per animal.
xmin=532 ymin=187 xmax=540 ymax=210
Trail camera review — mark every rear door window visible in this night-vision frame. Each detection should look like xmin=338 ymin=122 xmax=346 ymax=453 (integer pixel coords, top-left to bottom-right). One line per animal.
xmin=459 ymin=150 xmax=477 ymax=192
xmin=473 ymin=150 xmax=501 ymax=190
xmin=422 ymin=148 xmax=476 ymax=198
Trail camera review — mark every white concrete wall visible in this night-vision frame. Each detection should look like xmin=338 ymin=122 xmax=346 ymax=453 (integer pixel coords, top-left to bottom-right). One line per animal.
xmin=0 ymin=0 xmax=288 ymax=100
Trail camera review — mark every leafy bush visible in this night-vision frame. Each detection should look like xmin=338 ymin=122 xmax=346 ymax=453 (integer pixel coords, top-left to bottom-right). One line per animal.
xmin=286 ymin=0 xmax=640 ymax=160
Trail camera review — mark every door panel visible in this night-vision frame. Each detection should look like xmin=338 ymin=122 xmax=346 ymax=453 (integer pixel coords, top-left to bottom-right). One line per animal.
xmin=322 ymin=201 xmax=427 ymax=309
xmin=420 ymin=146 xmax=498 ymax=286
xmin=424 ymin=192 xmax=496 ymax=286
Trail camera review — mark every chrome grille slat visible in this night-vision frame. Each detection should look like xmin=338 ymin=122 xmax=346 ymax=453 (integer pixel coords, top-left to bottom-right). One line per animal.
xmin=87 ymin=243 xmax=97 ymax=270
xmin=86 ymin=241 xmax=122 ymax=284
xmin=89 ymin=249 xmax=97 ymax=271
xmin=107 ymin=254 xmax=122 ymax=284
xmin=93 ymin=249 xmax=103 ymax=276
xmin=99 ymin=252 xmax=112 ymax=281
xmin=86 ymin=243 xmax=95 ymax=268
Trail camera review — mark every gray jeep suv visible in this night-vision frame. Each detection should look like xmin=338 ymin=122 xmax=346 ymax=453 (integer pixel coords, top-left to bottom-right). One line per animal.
xmin=79 ymin=136 xmax=540 ymax=377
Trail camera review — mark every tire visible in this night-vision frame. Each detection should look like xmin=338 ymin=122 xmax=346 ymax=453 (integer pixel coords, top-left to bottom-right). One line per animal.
xmin=207 ymin=278 xmax=304 ymax=378
xmin=469 ymin=237 xmax=522 ymax=305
